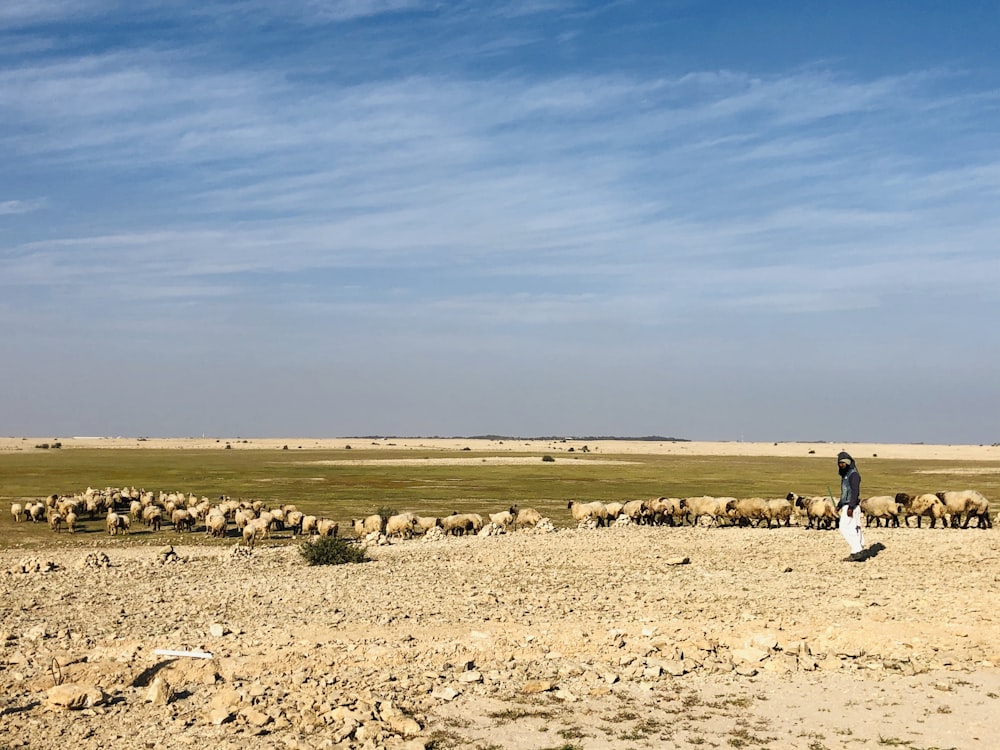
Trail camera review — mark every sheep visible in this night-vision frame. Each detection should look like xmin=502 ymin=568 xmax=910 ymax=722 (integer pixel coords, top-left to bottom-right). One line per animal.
xmin=488 ymin=506 xmax=518 ymax=530
xmin=441 ymin=512 xmax=483 ymax=536
xmin=725 ymin=497 xmax=770 ymax=527
xmin=514 ymin=507 xmax=543 ymax=530
xmin=205 ymin=510 xmax=228 ymax=538
xmin=105 ymin=511 xmax=128 ymax=535
xmin=317 ymin=518 xmax=339 ymax=538
xmin=27 ymin=502 xmax=46 ymax=523
xmin=65 ymin=510 xmax=78 ymax=533
xmin=896 ymin=493 xmax=948 ymax=528
xmin=384 ymin=512 xmax=418 ymax=539
xmin=859 ymin=496 xmax=902 ymax=528
xmin=352 ymin=514 xmax=384 ymax=538
xmin=171 ymin=508 xmax=194 ymax=532
xmin=567 ymin=500 xmax=609 ymax=527
xmin=10 ymin=503 xmax=25 ymax=523
xmin=620 ymin=499 xmax=650 ymax=525
xmin=648 ymin=497 xmax=687 ymax=526
xmin=301 ymin=515 xmax=319 ymax=536
xmin=242 ymin=518 xmax=267 ymax=548
xmin=48 ymin=511 xmax=65 ymax=533
xmin=413 ymin=515 xmax=441 ymax=535
xmin=684 ymin=496 xmax=731 ymax=527
xmin=787 ymin=493 xmax=837 ymax=529
xmin=604 ymin=502 xmax=624 ymax=522
xmin=935 ymin=490 xmax=992 ymax=529
xmin=764 ymin=497 xmax=794 ymax=528
xmin=285 ymin=510 xmax=305 ymax=536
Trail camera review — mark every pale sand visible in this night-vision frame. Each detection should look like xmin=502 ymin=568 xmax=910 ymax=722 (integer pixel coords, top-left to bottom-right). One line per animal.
xmin=2 ymin=435 xmax=999 ymax=461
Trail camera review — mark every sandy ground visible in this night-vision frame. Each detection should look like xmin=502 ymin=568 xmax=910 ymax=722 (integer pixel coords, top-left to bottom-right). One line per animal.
xmin=2 ymin=521 xmax=999 ymax=749
xmin=4 ymin=436 xmax=1000 ymax=462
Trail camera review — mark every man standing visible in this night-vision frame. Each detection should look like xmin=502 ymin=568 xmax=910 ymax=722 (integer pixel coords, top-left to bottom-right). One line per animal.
xmin=837 ymin=451 xmax=865 ymax=561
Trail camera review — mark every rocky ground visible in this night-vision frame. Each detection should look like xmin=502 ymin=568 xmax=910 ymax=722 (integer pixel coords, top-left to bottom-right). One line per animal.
xmin=2 ymin=523 xmax=999 ymax=749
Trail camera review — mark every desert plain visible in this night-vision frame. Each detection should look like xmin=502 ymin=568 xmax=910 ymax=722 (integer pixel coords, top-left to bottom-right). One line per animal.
xmin=1 ymin=437 xmax=999 ymax=750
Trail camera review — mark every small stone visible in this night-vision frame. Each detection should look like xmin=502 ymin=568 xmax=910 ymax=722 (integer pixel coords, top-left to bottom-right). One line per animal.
xmin=241 ymin=707 xmax=272 ymax=727
xmin=431 ymin=687 xmax=460 ymax=701
xmin=145 ymin=676 xmax=173 ymax=705
xmin=45 ymin=683 xmax=108 ymax=710
xmin=457 ymin=670 xmax=482 ymax=683
xmin=209 ymin=623 xmax=226 ymax=638
xmin=387 ymin=716 xmax=422 ymax=737
xmin=664 ymin=556 xmax=690 ymax=566
xmin=732 ymin=646 xmax=770 ymax=664
xmin=207 ymin=707 xmax=234 ymax=725
xmin=521 ymin=680 xmax=554 ymax=694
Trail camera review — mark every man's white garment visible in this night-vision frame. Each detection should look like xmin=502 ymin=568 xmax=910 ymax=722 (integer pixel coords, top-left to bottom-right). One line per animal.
xmin=839 ymin=506 xmax=865 ymax=554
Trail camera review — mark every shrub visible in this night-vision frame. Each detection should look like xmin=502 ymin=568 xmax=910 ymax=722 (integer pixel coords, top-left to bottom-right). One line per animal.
xmin=300 ymin=536 xmax=369 ymax=566
xmin=375 ymin=506 xmax=398 ymax=524
xmin=541 ymin=455 xmax=555 ymax=462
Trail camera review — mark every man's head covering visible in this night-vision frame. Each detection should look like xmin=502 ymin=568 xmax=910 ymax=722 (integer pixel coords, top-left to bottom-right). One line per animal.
xmin=837 ymin=451 xmax=854 ymax=465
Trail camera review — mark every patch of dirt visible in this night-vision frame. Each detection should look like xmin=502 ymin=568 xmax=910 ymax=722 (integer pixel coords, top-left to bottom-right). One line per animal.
xmin=2 ymin=525 xmax=999 ymax=749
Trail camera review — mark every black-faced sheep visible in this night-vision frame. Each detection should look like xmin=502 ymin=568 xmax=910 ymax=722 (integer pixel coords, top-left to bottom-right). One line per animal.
xmin=620 ymin=499 xmax=649 ymax=525
xmin=352 ymin=514 xmax=384 ymax=538
xmin=648 ymin=497 xmax=687 ymax=526
xmin=935 ymin=490 xmax=992 ymax=529
xmin=895 ymin=493 xmax=947 ymax=528
xmin=725 ymin=497 xmax=769 ymax=527
xmin=787 ymin=493 xmax=837 ymax=529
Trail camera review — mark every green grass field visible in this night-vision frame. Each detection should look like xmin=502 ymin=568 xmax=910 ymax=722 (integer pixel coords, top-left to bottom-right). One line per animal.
xmin=1 ymin=447 xmax=997 ymax=548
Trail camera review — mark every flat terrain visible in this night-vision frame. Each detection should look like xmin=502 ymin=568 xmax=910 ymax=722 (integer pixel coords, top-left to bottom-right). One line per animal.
xmin=1 ymin=438 xmax=999 ymax=749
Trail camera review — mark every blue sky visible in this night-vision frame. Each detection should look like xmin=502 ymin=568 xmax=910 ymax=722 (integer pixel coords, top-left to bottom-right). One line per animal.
xmin=2 ymin=1 xmax=999 ymax=443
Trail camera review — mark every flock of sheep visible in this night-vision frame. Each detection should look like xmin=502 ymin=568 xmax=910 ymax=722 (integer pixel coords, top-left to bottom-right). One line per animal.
xmin=567 ymin=491 xmax=994 ymax=530
xmin=7 ymin=485 xmax=994 ymax=546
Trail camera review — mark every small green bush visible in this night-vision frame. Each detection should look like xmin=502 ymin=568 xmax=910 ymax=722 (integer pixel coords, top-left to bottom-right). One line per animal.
xmin=300 ymin=536 xmax=369 ymax=566
xmin=541 ymin=455 xmax=555 ymax=462
xmin=375 ymin=506 xmax=398 ymax=523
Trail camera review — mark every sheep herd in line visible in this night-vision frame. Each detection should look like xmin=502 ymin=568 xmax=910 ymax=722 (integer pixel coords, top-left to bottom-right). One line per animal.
xmin=7 ymin=484 xmax=994 ymax=547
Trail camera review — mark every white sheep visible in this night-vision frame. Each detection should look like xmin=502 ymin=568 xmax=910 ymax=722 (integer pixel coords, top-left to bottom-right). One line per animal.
xmin=242 ymin=518 xmax=267 ymax=548
xmin=65 ymin=510 xmax=78 ymax=533
xmin=441 ymin=512 xmax=483 ymax=536
xmin=725 ymin=497 xmax=770 ymax=527
xmin=488 ymin=506 xmax=518 ymax=530
xmin=10 ymin=503 xmax=25 ymax=523
xmin=385 ymin=512 xmax=417 ymax=539
xmin=648 ymin=497 xmax=687 ymax=526
xmin=604 ymin=502 xmax=624 ymax=522
xmin=317 ymin=518 xmax=339 ymax=537
xmin=412 ymin=515 xmax=441 ymax=535
xmin=48 ymin=511 xmax=65 ymax=533
xmin=27 ymin=502 xmax=46 ymax=523
xmin=301 ymin=515 xmax=319 ymax=536
xmin=205 ymin=510 xmax=228 ymax=538
xmin=895 ymin=493 xmax=948 ymax=528
xmin=567 ymin=500 xmax=608 ymax=527
xmin=786 ymin=493 xmax=837 ymax=529
xmin=514 ymin=507 xmax=543 ymax=530
xmin=763 ymin=497 xmax=794 ymax=528
xmin=684 ymin=496 xmax=731 ymax=527
xmin=935 ymin=490 xmax=992 ymax=529
xmin=859 ymin=496 xmax=901 ymax=528
xmin=352 ymin=514 xmax=384 ymax=537
xmin=171 ymin=508 xmax=194 ymax=532
xmin=620 ymin=499 xmax=649 ymax=525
